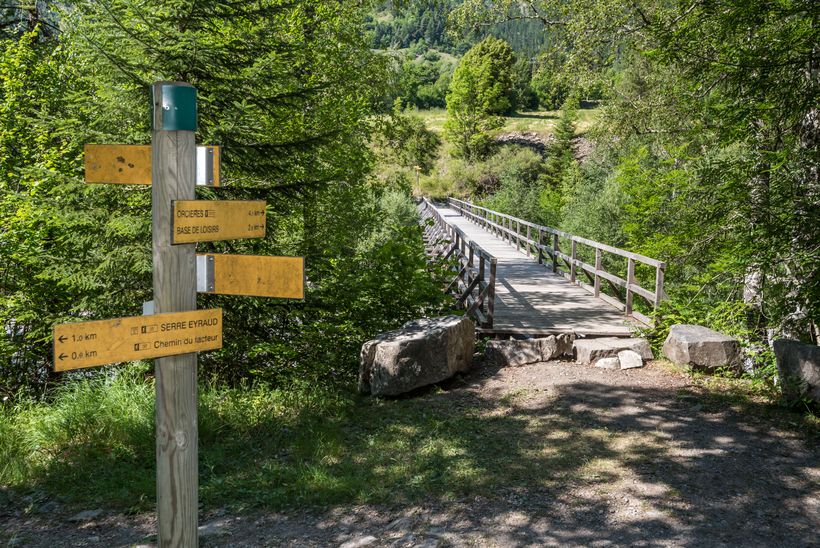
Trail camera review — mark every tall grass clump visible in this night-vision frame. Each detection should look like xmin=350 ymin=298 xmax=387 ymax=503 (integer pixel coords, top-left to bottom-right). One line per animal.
xmin=0 ymin=364 xmax=156 ymax=507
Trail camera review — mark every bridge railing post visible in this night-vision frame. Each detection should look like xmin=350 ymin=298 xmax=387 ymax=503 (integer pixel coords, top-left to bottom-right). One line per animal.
xmin=487 ymin=258 xmax=496 ymax=328
xmin=594 ymin=248 xmax=602 ymax=297
xmin=552 ymin=234 xmax=558 ymax=273
xmin=570 ymin=240 xmax=577 ymax=283
xmin=526 ymin=225 xmax=531 ymax=257
xmin=653 ymin=263 xmax=665 ymax=310
xmin=626 ymin=257 xmax=635 ymax=317
xmin=515 ymin=220 xmax=521 ymax=251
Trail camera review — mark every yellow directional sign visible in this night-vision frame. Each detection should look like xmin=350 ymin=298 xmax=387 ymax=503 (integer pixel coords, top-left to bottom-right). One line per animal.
xmin=84 ymin=144 xmax=221 ymax=186
xmin=53 ymin=309 xmax=222 ymax=371
xmin=84 ymin=144 xmax=152 ymax=185
xmin=172 ymin=200 xmax=266 ymax=244
xmin=197 ymin=254 xmax=304 ymax=298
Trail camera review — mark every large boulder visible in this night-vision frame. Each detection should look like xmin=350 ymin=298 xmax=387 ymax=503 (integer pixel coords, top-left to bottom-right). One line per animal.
xmin=573 ymin=337 xmax=653 ymax=365
xmin=774 ymin=339 xmax=820 ymax=404
xmin=359 ymin=316 xmax=475 ymax=397
xmin=485 ymin=334 xmax=574 ymax=367
xmin=662 ymin=324 xmax=740 ymax=370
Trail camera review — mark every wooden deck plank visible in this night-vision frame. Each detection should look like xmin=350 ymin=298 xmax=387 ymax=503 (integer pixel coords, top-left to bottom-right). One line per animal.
xmin=432 ymin=205 xmax=637 ymax=336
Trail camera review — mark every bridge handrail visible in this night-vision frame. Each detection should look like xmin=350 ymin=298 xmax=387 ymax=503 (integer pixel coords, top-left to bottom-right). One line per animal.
xmin=419 ymin=198 xmax=497 ymax=328
xmin=447 ymin=197 xmax=666 ymax=326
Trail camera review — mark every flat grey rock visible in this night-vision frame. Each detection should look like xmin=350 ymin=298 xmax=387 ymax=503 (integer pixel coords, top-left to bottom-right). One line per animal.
xmin=198 ymin=518 xmax=231 ymax=537
xmin=662 ymin=324 xmax=739 ymax=369
xmin=485 ymin=334 xmax=575 ymax=367
xmin=574 ymin=337 xmax=653 ymax=364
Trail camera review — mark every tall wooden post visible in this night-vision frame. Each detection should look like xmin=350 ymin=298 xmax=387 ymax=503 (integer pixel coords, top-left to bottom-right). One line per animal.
xmin=152 ymin=81 xmax=198 ymax=547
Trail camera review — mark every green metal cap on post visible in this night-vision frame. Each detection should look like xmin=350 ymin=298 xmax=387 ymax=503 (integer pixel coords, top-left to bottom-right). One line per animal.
xmin=153 ymin=82 xmax=197 ymax=131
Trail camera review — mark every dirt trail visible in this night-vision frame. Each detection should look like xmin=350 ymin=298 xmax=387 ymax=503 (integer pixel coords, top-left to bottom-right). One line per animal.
xmin=3 ymin=359 xmax=818 ymax=547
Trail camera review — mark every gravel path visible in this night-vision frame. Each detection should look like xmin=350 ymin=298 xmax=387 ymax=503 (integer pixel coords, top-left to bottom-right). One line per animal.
xmin=3 ymin=359 xmax=818 ymax=547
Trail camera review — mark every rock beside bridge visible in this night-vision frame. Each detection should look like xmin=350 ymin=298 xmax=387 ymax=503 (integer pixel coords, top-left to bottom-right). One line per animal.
xmin=485 ymin=334 xmax=574 ymax=367
xmin=774 ymin=339 xmax=820 ymax=404
xmin=662 ymin=324 xmax=740 ymax=370
xmin=359 ymin=316 xmax=475 ymax=397
xmin=574 ymin=337 xmax=653 ymax=364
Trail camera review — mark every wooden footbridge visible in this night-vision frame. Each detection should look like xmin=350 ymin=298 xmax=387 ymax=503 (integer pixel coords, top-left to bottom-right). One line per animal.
xmin=420 ymin=198 xmax=667 ymax=337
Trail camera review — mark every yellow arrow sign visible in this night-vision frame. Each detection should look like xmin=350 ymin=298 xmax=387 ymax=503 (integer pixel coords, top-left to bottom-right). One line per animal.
xmin=53 ymin=309 xmax=222 ymax=371
xmin=197 ymin=254 xmax=304 ymax=298
xmin=172 ymin=200 xmax=266 ymax=244
xmin=84 ymin=144 xmax=221 ymax=186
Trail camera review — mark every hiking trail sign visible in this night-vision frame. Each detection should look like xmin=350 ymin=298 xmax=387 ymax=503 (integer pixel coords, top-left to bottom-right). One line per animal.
xmin=53 ymin=81 xmax=304 ymax=547
xmin=53 ymin=309 xmax=222 ymax=371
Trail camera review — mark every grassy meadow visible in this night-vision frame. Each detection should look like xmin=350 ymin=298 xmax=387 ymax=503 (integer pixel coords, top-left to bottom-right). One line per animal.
xmin=411 ymin=108 xmax=600 ymax=137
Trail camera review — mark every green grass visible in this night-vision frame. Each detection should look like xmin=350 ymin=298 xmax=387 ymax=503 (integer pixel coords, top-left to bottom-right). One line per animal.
xmin=411 ymin=108 xmax=600 ymax=137
xmin=0 ymin=364 xmax=605 ymax=512
xmin=3 ymin=362 xmax=815 ymax=514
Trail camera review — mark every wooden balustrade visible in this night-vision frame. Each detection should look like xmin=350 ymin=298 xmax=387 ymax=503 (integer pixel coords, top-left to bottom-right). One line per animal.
xmin=419 ymin=199 xmax=497 ymax=328
xmin=447 ymin=197 xmax=666 ymax=326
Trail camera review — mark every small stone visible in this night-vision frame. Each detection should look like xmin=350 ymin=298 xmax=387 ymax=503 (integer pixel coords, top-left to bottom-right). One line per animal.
xmin=595 ymin=357 xmax=620 ymax=369
xmin=618 ymin=350 xmax=644 ymax=369
xmin=485 ymin=338 xmax=543 ymax=367
xmin=37 ymin=501 xmax=59 ymax=514
xmin=386 ymin=516 xmax=413 ymax=531
xmin=340 ymin=536 xmax=378 ymax=548
xmin=198 ymin=518 xmax=231 ymax=537
xmin=68 ymin=509 xmax=103 ymax=522
xmin=88 ymin=536 xmax=100 ymax=543
xmin=390 ymin=533 xmax=415 ymax=547
xmin=412 ymin=539 xmax=442 ymax=548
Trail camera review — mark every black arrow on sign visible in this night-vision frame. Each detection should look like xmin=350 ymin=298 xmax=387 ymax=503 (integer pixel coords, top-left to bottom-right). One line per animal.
xmin=58 ymin=353 xmax=67 ymax=361
xmin=58 ymin=335 xmax=67 ymax=343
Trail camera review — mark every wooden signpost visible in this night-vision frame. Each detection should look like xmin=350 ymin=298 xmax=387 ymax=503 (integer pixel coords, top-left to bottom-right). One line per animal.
xmin=53 ymin=81 xmax=305 ymax=547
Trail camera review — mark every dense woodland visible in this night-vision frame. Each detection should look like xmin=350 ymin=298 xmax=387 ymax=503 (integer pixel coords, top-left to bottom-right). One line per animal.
xmin=1 ymin=0 xmax=818 ymax=401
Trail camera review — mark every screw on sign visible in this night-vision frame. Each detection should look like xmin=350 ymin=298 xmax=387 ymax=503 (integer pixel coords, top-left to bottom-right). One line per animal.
xmin=54 ymin=81 xmax=305 ymax=547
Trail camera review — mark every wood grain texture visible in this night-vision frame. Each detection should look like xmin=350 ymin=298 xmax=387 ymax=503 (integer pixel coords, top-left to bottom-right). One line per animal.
xmin=152 ymin=81 xmax=199 ymax=548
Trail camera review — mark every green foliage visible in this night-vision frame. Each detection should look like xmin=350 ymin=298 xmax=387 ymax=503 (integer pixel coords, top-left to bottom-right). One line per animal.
xmin=376 ymin=100 xmax=442 ymax=174
xmin=444 ymin=37 xmax=515 ymax=159
xmin=477 ymin=147 xmax=547 ymax=222
xmin=0 ymin=2 xmax=450 ymax=398
xmin=541 ymin=96 xmax=578 ymax=187
xmin=389 ymin=51 xmax=455 ymax=110
xmin=0 ymin=30 xmax=148 ymax=398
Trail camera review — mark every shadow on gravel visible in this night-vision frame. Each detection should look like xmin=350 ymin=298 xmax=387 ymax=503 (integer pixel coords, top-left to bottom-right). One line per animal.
xmin=2 ymin=362 xmax=818 ymax=547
